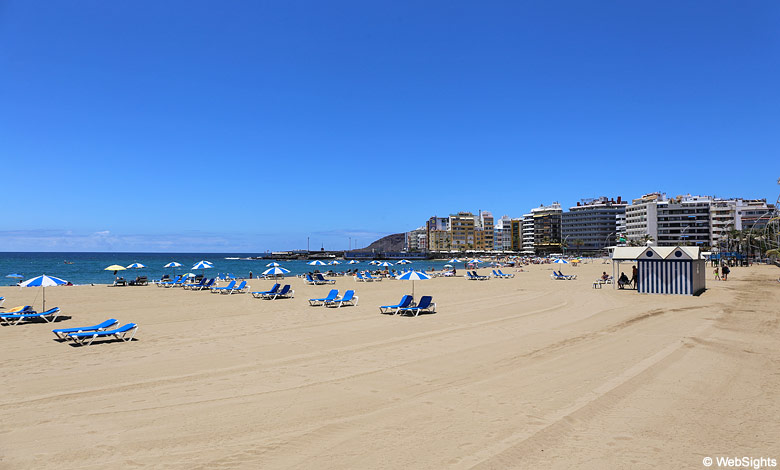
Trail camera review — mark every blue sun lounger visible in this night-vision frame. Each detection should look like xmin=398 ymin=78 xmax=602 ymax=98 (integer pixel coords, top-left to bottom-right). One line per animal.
xmin=183 ymin=277 xmax=207 ymax=290
xmin=0 ymin=307 xmax=61 ymax=326
xmin=53 ymin=318 xmax=118 ymax=339
xmin=379 ymin=295 xmax=413 ymax=314
xmin=397 ymin=296 xmax=436 ymax=317
xmin=67 ymin=323 xmax=138 ymax=346
xmin=497 ymin=269 xmax=514 ymax=278
xmin=314 ymin=274 xmax=335 ymax=285
xmin=251 ymin=283 xmax=280 ymax=298
xmin=224 ymin=280 xmax=247 ymax=294
xmin=325 ymin=289 xmax=358 ymax=308
xmin=262 ymin=284 xmax=294 ymax=300
xmin=363 ymin=273 xmax=382 ymax=282
xmin=210 ymin=280 xmax=236 ymax=293
xmin=309 ymin=289 xmax=339 ymax=306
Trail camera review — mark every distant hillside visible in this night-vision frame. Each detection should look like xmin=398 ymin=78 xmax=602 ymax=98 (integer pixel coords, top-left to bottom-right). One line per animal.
xmin=353 ymin=233 xmax=405 ymax=253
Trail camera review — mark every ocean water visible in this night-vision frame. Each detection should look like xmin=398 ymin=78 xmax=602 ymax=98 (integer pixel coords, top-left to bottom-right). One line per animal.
xmin=0 ymin=253 xmax=460 ymax=285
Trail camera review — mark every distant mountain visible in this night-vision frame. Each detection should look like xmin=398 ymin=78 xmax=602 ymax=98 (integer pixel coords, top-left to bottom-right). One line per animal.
xmin=352 ymin=233 xmax=405 ymax=253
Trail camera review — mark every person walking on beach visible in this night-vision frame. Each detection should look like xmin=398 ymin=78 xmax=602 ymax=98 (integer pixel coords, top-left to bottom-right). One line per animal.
xmin=721 ymin=264 xmax=730 ymax=281
xmin=631 ymin=265 xmax=638 ymax=289
xmin=713 ymin=266 xmax=720 ymax=281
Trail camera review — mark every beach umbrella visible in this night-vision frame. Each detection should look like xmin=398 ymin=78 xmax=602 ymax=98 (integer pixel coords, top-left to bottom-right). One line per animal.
xmin=192 ymin=260 xmax=214 ymax=270
xmin=468 ymin=259 xmax=482 ymax=264
xmin=368 ymin=260 xmax=380 ymax=265
xmin=6 ymin=273 xmax=24 ymax=278
xmin=443 ymin=264 xmax=453 ymax=268
xmin=397 ymin=259 xmax=411 ymax=264
xmin=164 ymin=262 xmax=182 ymax=268
xmin=182 ymin=272 xmax=196 ymax=278
xmin=377 ymin=261 xmax=393 ymax=267
xmin=262 ymin=266 xmax=290 ymax=278
xmin=105 ymin=264 xmax=127 ymax=276
xmin=266 ymin=262 xmax=281 ymax=267
xmin=448 ymin=258 xmax=460 ymax=263
xmin=395 ymin=270 xmax=431 ymax=298
xmin=126 ymin=263 xmax=146 ymax=269
xmin=347 ymin=260 xmax=360 ymax=264
xmin=308 ymin=260 xmax=326 ymax=266
xmin=553 ymin=259 xmax=569 ymax=264
xmin=20 ymin=274 xmax=68 ymax=312
xmin=329 ymin=260 xmax=341 ymax=265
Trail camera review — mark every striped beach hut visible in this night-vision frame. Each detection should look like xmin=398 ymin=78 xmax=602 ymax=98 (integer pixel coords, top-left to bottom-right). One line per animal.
xmin=611 ymin=246 xmax=706 ymax=295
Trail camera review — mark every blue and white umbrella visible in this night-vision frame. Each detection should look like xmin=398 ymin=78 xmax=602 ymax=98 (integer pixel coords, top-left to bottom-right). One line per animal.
xmin=553 ymin=259 xmax=569 ymax=264
xmin=395 ymin=270 xmax=431 ymax=298
xmin=448 ymin=258 xmax=461 ymax=263
xmin=164 ymin=262 xmax=182 ymax=268
xmin=126 ymin=263 xmax=146 ymax=269
xmin=262 ymin=266 xmax=290 ymax=277
xmin=368 ymin=261 xmax=380 ymax=265
xmin=397 ymin=259 xmax=411 ymax=264
xmin=468 ymin=259 xmax=482 ymax=264
xmin=308 ymin=260 xmax=326 ymax=266
xmin=377 ymin=261 xmax=393 ymax=267
xmin=348 ymin=260 xmax=360 ymax=264
xmin=329 ymin=260 xmax=341 ymax=265
xmin=20 ymin=274 xmax=68 ymax=311
xmin=192 ymin=260 xmax=214 ymax=270
xmin=6 ymin=273 xmax=24 ymax=278
xmin=266 ymin=262 xmax=281 ymax=267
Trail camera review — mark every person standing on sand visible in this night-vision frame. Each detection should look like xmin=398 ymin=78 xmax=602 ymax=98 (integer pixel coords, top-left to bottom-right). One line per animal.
xmin=631 ymin=265 xmax=638 ymax=289
xmin=713 ymin=266 xmax=720 ymax=281
xmin=722 ymin=264 xmax=730 ymax=281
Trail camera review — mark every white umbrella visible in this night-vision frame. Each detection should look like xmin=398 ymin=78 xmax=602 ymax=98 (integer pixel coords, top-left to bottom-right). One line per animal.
xmin=395 ymin=270 xmax=431 ymax=298
xmin=443 ymin=264 xmax=453 ymax=268
xmin=266 ymin=262 xmax=281 ymax=267
xmin=308 ymin=260 xmax=326 ymax=266
xmin=126 ymin=263 xmax=146 ymax=269
xmin=20 ymin=274 xmax=68 ymax=311
xmin=182 ymin=272 xmax=196 ymax=278
xmin=329 ymin=260 xmax=341 ymax=265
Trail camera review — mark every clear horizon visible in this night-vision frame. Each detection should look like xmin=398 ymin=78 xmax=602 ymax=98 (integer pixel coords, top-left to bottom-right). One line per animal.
xmin=2 ymin=1 xmax=778 ymax=252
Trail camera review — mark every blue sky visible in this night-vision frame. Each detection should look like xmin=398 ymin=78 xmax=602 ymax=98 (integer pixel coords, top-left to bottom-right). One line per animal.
xmin=1 ymin=1 xmax=778 ymax=252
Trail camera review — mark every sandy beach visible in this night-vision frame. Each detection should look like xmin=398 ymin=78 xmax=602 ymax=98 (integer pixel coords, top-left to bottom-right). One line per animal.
xmin=1 ymin=262 xmax=779 ymax=469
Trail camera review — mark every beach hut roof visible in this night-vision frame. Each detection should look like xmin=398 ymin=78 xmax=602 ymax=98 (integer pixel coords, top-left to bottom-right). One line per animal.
xmin=612 ymin=246 xmax=701 ymax=261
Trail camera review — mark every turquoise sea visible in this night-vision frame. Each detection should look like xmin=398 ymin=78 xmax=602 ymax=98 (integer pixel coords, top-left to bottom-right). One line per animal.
xmin=0 ymin=253 xmax=460 ymax=286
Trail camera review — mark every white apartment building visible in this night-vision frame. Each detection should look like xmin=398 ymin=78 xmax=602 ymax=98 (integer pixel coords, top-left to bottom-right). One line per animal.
xmin=626 ymin=193 xmax=664 ymax=244
xmin=521 ymin=213 xmax=534 ymax=254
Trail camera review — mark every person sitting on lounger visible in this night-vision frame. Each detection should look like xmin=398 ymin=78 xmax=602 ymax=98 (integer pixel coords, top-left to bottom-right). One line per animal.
xmin=601 ymin=272 xmax=609 ymax=282
xmin=618 ymin=272 xmax=630 ymax=289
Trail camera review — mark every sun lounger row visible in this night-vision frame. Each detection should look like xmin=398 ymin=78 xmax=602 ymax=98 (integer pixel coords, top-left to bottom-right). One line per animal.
xmin=0 ymin=307 xmax=61 ymax=326
xmin=52 ymin=319 xmax=138 ymax=346
xmin=491 ymin=269 xmax=514 ymax=279
xmin=304 ymin=274 xmax=336 ymax=285
xmin=210 ymin=280 xmax=249 ymax=294
xmin=308 ymin=289 xmax=358 ymax=307
xmin=379 ymin=295 xmax=436 ymax=316
xmin=465 ymin=271 xmax=488 ymax=280
xmin=250 ymin=284 xmax=294 ymax=300
xmin=354 ymin=272 xmax=383 ymax=282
